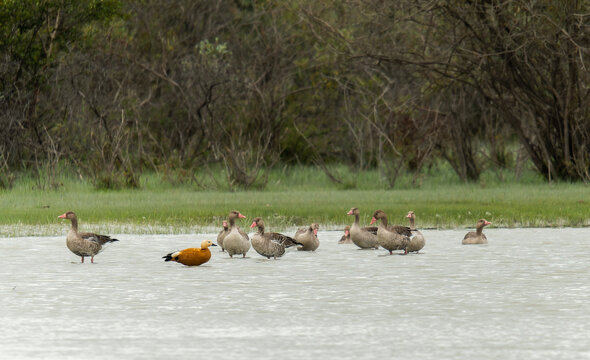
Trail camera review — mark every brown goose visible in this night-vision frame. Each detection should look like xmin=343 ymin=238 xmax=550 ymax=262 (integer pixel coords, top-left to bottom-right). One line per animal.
xmin=294 ymin=223 xmax=320 ymax=251
xmin=249 ymin=217 xmax=301 ymax=259
xmin=347 ymin=207 xmax=379 ymax=249
xmin=223 ymin=210 xmax=250 ymax=258
xmin=405 ymin=210 xmax=425 ymax=254
xmin=216 ymin=220 xmax=229 ymax=251
xmin=370 ymin=210 xmax=411 ymax=255
xmin=462 ymin=219 xmax=491 ymax=245
xmin=58 ymin=211 xmax=118 ymax=263
xmin=338 ymin=225 xmax=352 ymax=244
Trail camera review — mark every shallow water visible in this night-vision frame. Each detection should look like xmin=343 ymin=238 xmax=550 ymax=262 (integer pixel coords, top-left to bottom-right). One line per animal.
xmin=1 ymin=228 xmax=589 ymax=360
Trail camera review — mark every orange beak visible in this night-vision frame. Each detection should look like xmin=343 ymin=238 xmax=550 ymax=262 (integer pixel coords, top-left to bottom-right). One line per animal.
xmin=313 ymin=229 xmax=318 ymax=236
xmin=346 ymin=210 xmax=353 ymax=215
xmin=250 ymin=221 xmax=256 ymax=228
xmin=238 ymin=213 xmax=246 ymax=219
xmin=485 ymin=221 xmax=492 ymax=225
xmin=58 ymin=213 xmax=67 ymax=219
xmin=370 ymin=217 xmax=377 ymax=225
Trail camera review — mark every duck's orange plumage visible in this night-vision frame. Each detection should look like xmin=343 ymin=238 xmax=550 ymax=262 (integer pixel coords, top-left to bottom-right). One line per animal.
xmin=163 ymin=240 xmax=217 ymax=266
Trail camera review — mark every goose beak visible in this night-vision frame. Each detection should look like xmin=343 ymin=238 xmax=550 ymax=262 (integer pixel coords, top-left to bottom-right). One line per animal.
xmin=406 ymin=214 xmax=412 ymax=218
xmin=238 ymin=213 xmax=246 ymax=219
xmin=58 ymin=213 xmax=66 ymax=219
xmin=370 ymin=217 xmax=377 ymax=225
xmin=346 ymin=210 xmax=353 ymax=215
xmin=485 ymin=221 xmax=492 ymax=226
xmin=250 ymin=222 xmax=257 ymax=228
xmin=313 ymin=229 xmax=318 ymax=236
xmin=211 ymin=243 xmax=218 ymax=246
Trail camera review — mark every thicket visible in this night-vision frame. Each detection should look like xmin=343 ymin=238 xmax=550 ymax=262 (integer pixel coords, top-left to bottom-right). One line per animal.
xmin=1 ymin=0 xmax=589 ymax=190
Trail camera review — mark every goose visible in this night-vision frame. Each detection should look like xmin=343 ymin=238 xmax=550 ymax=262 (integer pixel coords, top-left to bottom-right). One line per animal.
xmin=163 ymin=240 xmax=217 ymax=266
xmin=217 ymin=220 xmax=229 ymax=251
xmin=223 ymin=210 xmax=250 ymax=258
xmin=249 ymin=217 xmax=301 ymax=259
xmin=338 ymin=225 xmax=352 ymax=244
xmin=294 ymin=223 xmax=320 ymax=251
xmin=58 ymin=211 xmax=118 ymax=263
xmin=347 ymin=207 xmax=379 ymax=249
xmin=462 ymin=219 xmax=491 ymax=245
xmin=370 ymin=210 xmax=411 ymax=255
xmin=405 ymin=210 xmax=425 ymax=254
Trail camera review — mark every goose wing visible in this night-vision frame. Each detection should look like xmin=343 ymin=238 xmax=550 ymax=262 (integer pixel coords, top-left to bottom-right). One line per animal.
xmin=361 ymin=226 xmax=378 ymax=235
xmin=463 ymin=231 xmax=476 ymax=240
xmin=269 ymin=232 xmax=301 ymax=248
xmin=238 ymin=227 xmax=250 ymax=240
xmin=293 ymin=228 xmax=307 ymax=238
xmin=388 ymin=225 xmax=412 ymax=237
xmin=80 ymin=232 xmax=119 ymax=245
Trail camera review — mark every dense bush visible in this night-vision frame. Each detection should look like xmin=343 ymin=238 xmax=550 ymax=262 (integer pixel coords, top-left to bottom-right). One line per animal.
xmin=1 ymin=0 xmax=589 ymax=189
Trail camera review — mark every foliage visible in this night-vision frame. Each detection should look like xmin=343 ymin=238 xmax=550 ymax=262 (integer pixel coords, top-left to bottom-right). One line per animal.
xmin=1 ymin=0 xmax=590 ymax=189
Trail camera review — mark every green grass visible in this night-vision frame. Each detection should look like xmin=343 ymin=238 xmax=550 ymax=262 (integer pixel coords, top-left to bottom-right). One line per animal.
xmin=0 ymin=165 xmax=588 ymax=236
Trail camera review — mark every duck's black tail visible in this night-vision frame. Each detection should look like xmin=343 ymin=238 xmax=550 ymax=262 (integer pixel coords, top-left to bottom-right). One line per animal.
xmin=162 ymin=253 xmax=174 ymax=262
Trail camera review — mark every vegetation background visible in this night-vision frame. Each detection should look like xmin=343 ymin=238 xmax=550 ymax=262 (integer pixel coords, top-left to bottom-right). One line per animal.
xmin=0 ymin=1 xmax=589 ymax=233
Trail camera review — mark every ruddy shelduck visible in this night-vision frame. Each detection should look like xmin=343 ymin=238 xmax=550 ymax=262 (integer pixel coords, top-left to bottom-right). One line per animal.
xmin=163 ymin=240 xmax=217 ymax=266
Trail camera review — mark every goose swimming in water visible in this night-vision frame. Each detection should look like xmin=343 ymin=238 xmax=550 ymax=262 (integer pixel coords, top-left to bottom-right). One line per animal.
xmin=462 ymin=219 xmax=491 ymax=245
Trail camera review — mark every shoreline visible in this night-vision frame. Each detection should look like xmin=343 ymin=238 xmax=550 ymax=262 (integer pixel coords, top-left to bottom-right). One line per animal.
xmin=1 ymin=220 xmax=588 ymax=237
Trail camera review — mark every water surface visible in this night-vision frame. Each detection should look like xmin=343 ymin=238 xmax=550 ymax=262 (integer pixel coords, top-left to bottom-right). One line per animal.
xmin=1 ymin=228 xmax=589 ymax=359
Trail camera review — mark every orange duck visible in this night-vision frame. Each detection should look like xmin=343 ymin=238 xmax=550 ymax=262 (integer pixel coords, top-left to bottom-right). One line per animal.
xmin=163 ymin=240 xmax=217 ymax=266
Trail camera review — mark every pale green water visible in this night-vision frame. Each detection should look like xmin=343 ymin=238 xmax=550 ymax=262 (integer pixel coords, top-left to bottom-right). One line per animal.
xmin=1 ymin=229 xmax=589 ymax=359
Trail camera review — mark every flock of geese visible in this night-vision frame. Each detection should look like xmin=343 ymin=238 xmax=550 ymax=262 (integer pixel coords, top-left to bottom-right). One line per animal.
xmin=58 ymin=208 xmax=492 ymax=266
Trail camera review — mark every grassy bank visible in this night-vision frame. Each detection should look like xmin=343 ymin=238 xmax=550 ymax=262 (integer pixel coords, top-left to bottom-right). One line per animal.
xmin=0 ymin=166 xmax=588 ymax=236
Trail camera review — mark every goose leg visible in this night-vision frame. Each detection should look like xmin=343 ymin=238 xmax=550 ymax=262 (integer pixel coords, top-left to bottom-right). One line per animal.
xmin=81 ymin=257 xmax=84 ymax=263
xmin=389 ymin=250 xmax=393 ymax=255
xmin=91 ymin=256 xmax=94 ymax=263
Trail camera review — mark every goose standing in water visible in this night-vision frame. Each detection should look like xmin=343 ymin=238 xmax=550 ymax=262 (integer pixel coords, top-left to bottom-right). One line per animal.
xmin=58 ymin=211 xmax=119 ymax=263
xmin=163 ymin=240 xmax=217 ymax=266
xmin=217 ymin=220 xmax=229 ymax=251
xmin=462 ymin=219 xmax=491 ymax=245
xmin=223 ymin=210 xmax=250 ymax=258
xmin=250 ymin=217 xmax=301 ymax=259
xmin=338 ymin=225 xmax=352 ymax=244
xmin=404 ymin=210 xmax=425 ymax=254
xmin=370 ymin=210 xmax=411 ymax=255
xmin=294 ymin=223 xmax=320 ymax=251
xmin=347 ymin=207 xmax=379 ymax=249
